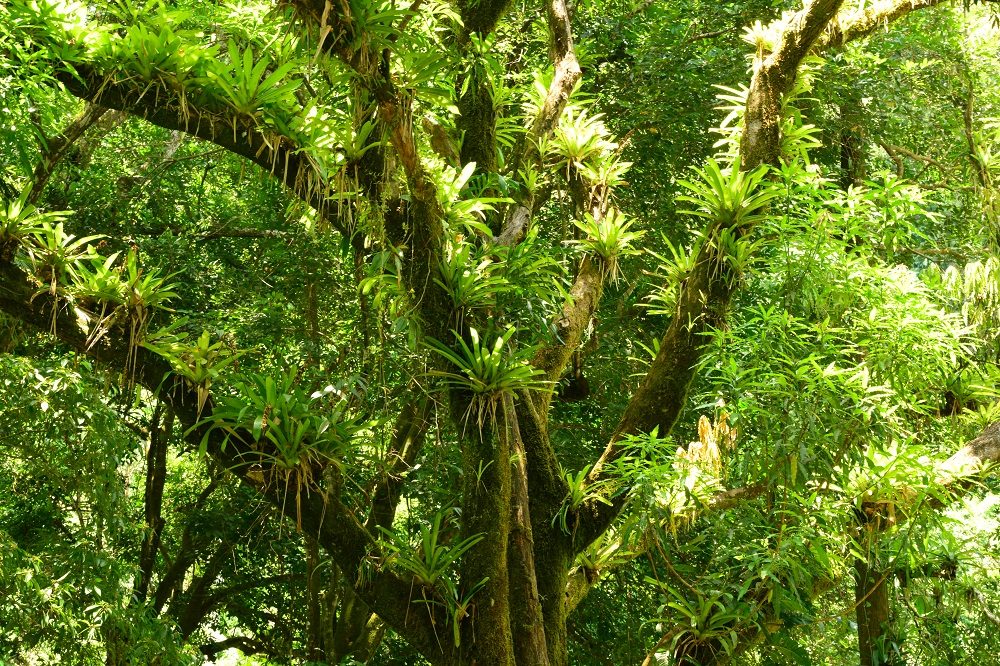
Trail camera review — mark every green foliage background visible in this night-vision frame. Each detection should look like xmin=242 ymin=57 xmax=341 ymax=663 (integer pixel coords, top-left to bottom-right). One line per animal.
xmin=1 ymin=0 xmax=999 ymax=665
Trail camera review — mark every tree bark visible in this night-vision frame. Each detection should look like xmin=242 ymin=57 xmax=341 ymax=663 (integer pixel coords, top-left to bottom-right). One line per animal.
xmin=516 ymin=397 xmax=572 ymax=666
xmin=457 ymin=405 xmax=513 ymax=665
xmin=503 ymin=394 xmax=550 ymax=666
xmin=133 ymin=404 xmax=171 ymax=605
xmin=855 ymin=557 xmax=897 ymax=666
xmin=306 ymin=535 xmax=324 ymax=661
xmin=840 ymin=93 xmax=866 ymax=190
xmin=28 ymin=103 xmax=109 ymax=204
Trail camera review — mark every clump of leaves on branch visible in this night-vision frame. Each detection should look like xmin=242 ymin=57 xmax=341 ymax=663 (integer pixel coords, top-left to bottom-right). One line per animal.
xmin=427 ymin=326 xmax=548 ymax=430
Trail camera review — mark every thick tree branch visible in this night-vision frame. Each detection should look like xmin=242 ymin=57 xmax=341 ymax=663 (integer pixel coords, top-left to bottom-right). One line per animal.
xmin=502 ymin=393 xmax=551 ymax=666
xmin=820 ymin=0 xmax=948 ymax=50
xmin=533 ymin=0 xmax=581 ymax=141
xmin=937 ymin=421 xmax=1000 ymax=481
xmin=28 ymin=103 xmax=108 ymax=204
xmin=531 ymin=257 xmax=604 ymax=409
xmin=201 ymin=574 xmax=298 ymax=614
xmin=363 ymin=395 xmax=431 ymax=532
xmin=200 ymin=635 xmax=269 ymax=659
xmin=878 ymin=141 xmax=954 ymax=176
xmin=133 ymin=403 xmax=171 ymax=605
xmin=0 ymin=257 xmax=450 ymax=663
xmin=455 ymin=0 xmax=513 ymax=172
xmin=576 ymin=0 xmax=844 ymax=555
xmin=291 ymin=0 xmax=453 ymax=344
xmin=53 ymin=65 xmax=348 ymax=236
xmin=741 ymin=0 xmax=845 ymax=170
xmin=499 ymin=0 xmax=582 ymax=245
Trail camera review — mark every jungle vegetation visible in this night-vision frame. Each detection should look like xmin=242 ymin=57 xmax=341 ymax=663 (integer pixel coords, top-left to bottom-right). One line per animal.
xmin=1 ymin=0 xmax=1000 ymax=664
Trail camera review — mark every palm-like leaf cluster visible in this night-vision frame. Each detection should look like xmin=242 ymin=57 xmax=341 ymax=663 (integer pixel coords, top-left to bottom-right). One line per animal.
xmin=0 ymin=188 xmax=66 ymax=261
xmin=572 ymin=208 xmax=645 ymax=282
xmin=143 ymin=328 xmax=240 ymax=415
xmin=208 ymin=41 xmax=301 ymax=118
xmin=199 ymin=371 xmax=362 ymax=473
xmin=25 ymin=223 xmax=103 ymax=332
xmin=676 ymin=159 xmax=778 ymax=230
xmin=435 ymin=241 xmax=507 ymax=319
xmin=427 ymin=327 xmax=547 ymax=428
xmin=379 ymin=512 xmax=488 ymax=647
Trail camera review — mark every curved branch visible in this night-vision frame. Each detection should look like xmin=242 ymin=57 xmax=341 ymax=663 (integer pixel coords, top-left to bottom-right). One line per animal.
xmin=54 ymin=65 xmax=348 ymax=235
xmin=741 ymin=0 xmax=846 ymax=170
xmin=363 ymin=395 xmax=431 ymax=532
xmin=0 ymin=257 xmax=450 ymax=663
xmin=500 ymin=0 xmax=582 ymax=245
xmin=576 ymin=0 xmax=845 ymax=555
xmin=820 ymin=0 xmax=948 ymax=50
xmin=28 ymin=103 xmax=109 ymax=204
xmin=938 ymin=421 xmax=1000 ymax=481
xmin=531 ymin=257 xmax=605 ymax=409
xmin=201 ymin=635 xmax=269 ymax=659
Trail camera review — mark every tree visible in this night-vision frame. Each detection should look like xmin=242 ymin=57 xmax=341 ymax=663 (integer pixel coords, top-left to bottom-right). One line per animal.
xmin=1 ymin=0 xmax=1000 ymax=664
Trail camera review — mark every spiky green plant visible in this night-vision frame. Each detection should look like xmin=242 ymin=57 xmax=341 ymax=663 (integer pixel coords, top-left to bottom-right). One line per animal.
xmin=644 ymin=233 xmax=697 ymax=316
xmin=25 ymin=221 xmax=102 ymax=332
xmin=199 ymin=371 xmax=362 ymax=527
xmin=675 ymin=159 xmax=778 ymax=231
xmin=26 ymin=221 xmax=101 ymax=291
xmin=379 ymin=512 xmax=488 ymax=647
xmin=550 ymin=105 xmax=616 ymax=173
xmin=110 ymin=20 xmax=217 ymax=125
xmin=440 ymin=576 xmax=489 ymax=648
xmin=0 ymin=188 xmax=67 ymax=261
xmin=434 ymin=241 xmax=507 ymax=320
xmin=427 ymin=326 xmax=548 ymax=429
xmin=578 ymin=153 xmax=632 ymax=208
xmin=122 ymin=247 xmax=178 ymax=313
xmin=208 ymin=40 xmax=301 ymax=138
xmin=663 ymin=588 xmax=745 ymax=660
xmin=202 ymin=371 xmax=360 ymax=465
xmin=115 ymin=22 xmax=184 ymax=80
xmin=436 ymin=162 xmax=510 ymax=235
xmin=74 ymin=253 xmax=126 ymax=304
xmin=143 ymin=328 xmax=240 ymax=416
xmin=379 ymin=512 xmax=484 ymax=589
xmin=72 ymin=253 xmax=127 ymax=349
xmin=711 ymin=83 xmax=750 ymax=154
xmin=571 ymin=208 xmax=645 ymax=282
xmin=71 ymin=247 xmax=177 ymax=371
xmin=552 ymin=464 xmax=611 ymax=535
xmin=120 ymin=248 xmax=178 ymax=377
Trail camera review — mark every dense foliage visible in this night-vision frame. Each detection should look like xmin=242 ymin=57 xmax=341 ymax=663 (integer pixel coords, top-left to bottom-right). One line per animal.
xmin=1 ymin=1 xmax=1000 ymax=665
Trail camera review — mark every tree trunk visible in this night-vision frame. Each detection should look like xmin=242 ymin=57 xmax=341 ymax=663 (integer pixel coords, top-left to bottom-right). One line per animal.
xmin=457 ymin=401 xmax=513 ymax=665
xmin=306 ymin=535 xmax=325 ymax=661
xmin=839 ymin=92 xmax=866 ymax=190
xmin=854 ymin=557 xmax=898 ymax=666
xmin=516 ymin=398 xmax=573 ymax=666
xmin=134 ymin=405 xmax=170 ymax=604
xmin=503 ymin=395 xmax=550 ymax=666
xmin=332 ymin=577 xmax=375 ymax=661
xmin=103 ymin=621 xmax=128 ymax=666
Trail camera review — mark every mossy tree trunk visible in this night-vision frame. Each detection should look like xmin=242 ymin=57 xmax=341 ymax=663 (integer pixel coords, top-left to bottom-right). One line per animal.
xmin=855 ymin=556 xmax=898 ymax=666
